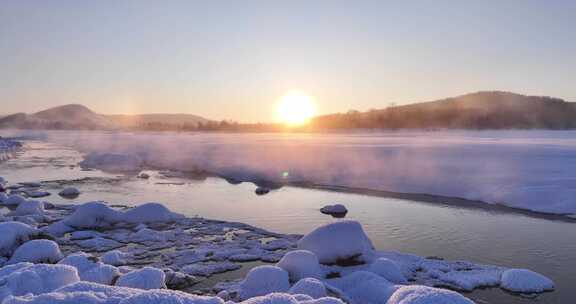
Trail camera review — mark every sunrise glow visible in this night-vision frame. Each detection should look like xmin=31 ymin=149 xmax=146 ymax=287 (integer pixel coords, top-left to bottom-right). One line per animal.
xmin=275 ymin=91 xmax=317 ymax=126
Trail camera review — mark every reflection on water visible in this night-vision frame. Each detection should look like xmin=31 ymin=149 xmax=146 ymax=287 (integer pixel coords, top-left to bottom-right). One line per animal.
xmin=0 ymin=141 xmax=574 ymax=304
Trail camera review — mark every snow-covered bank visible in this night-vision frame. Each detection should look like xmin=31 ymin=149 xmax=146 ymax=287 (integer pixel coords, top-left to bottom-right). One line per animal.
xmin=5 ymin=130 xmax=575 ymax=216
xmin=0 ymin=175 xmax=556 ymax=303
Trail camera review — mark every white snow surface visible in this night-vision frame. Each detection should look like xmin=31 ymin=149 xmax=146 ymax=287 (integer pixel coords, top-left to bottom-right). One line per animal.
xmin=0 ymin=263 xmax=80 ymax=301
xmin=386 ymin=285 xmax=474 ymax=304
xmin=500 ymin=268 xmax=555 ymax=293
xmin=239 ymin=266 xmax=290 ymax=300
xmin=368 ymin=258 xmax=407 ymax=284
xmin=289 ymin=278 xmax=327 ymax=299
xmin=0 ymin=222 xmax=39 ymax=257
xmin=10 ymin=130 xmax=576 ymax=215
xmin=8 ymin=240 xmax=63 ymax=264
xmin=277 ymin=250 xmax=323 ymax=281
xmin=115 ymin=266 xmax=167 ymax=290
xmin=9 ymin=200 xmax=45 ymax=216
xmin=297 ymin=220 xmax=374 ymax=264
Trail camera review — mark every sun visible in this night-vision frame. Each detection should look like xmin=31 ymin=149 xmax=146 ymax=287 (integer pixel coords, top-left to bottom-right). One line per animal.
xmin=275 ymin=91 xmax=317 ymax=126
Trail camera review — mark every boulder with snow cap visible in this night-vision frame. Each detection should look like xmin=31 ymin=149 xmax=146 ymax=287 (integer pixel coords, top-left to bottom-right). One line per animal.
xmin=297 ymin=220 xmax=374 ymax=265
xmin=2 ymin=195 xmax=26 ymax=206
xmin=101 ymin=250 xmax=128 ymax=266
xmin=289 ymin=278 xmax=327 ymax=299
xmin=121 ymin=203 xmax=183 ymax=224
xmin=58 ymin=252 xmax=120 ymax=285
xmin=239 ymin=265 xmax=290 ymax=300
xmin=368 ymin=257 xmax=407 ymax=284
xmin=8 ymin=240 xmax=63 ymax=264
xmin=64 ymin=201 xmax=122 ymax=228
xmin=328 ymin=271 xmax=397 ymax=304
xmin=500 ymin=268 xmax=554 ymax=293
xmin=386 ymin=285 xmax=474 ymax=304
xmin=115 ymin=266 xmax=166 ymax=290
xmin=0 ymin=222 xmax=39 ymax=257
xmin=9 ymin=200 xmax=45 ymax=216
xmin=0 ymin=264 xmax=80 ymax=301
xmin=277 ymin=250 xmax=323 ymax=281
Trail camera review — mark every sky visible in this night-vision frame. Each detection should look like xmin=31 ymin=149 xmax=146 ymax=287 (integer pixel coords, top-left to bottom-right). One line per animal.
xmin=1 ymin=1 xmax=575 ymax=122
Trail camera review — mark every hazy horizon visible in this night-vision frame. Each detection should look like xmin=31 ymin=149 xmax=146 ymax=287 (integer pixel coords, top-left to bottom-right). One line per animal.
xmin=1 ymin=1 xmax=575 ymax=122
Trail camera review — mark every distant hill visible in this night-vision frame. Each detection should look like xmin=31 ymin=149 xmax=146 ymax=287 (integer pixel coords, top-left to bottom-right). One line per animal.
xmin=0 ymin=104 xmax=211 ymax=130
xmin=0 ymin=104 xmax=115 ymax=130
xmin=311 ymin=91 xmax=576 ymax=130
xmin=106 ymin=113 xmax=210 ymax=129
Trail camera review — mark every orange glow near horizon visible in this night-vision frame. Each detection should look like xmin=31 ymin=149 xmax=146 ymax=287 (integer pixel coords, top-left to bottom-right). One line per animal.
xmin=275 ymin=91 xmax=317 ymax=126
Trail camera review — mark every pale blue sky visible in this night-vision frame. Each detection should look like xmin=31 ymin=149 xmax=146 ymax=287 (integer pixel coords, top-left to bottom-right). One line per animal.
xmin=1 ymin=1 xmax=575 ymax=122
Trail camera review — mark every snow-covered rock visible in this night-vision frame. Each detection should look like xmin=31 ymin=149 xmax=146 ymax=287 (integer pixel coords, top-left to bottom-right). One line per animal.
xmin=368 ymin=257 xmax=407 ymax=284
xmin=2 ymin=195 xmax=26 ymax=206
xmin=239 ymin=266 xmax=290 ymax=300
xmin=9 ymin=200 xmax=45 ymax=216
xmin=63 ymin=201 xmax=122 ymax=228
xmin=328 ymin=271 xmax=397 ymax=304
xmin=500 ymin=268 xmax=554 ymax=293
xmin=277 ymin=250 xmax=322 ymax=281
xmin=0 ymin=264 xmax=80 ymax=301
xmin=121 ymin=203 xmax=182 ymax=224
xmin=320 ymin=204 xmax=348 ymax=216
xmin=298 ymin=221 xmax=374 ymax=264
xmin=387 ymin=285 xmax=474 ymax=304
xmin=115 ymin=266 xmax=166 ymax=290
xmin=100 ymin=250 xmax=128 ymax=266
xmin=8 ymin=240 xmax=63 ymax=264
xmin=58 ymin=187 xmax=80 ymax=199
xmin=0 ymin=222 xmax=39 ymax=257
xmin=289 ymin=278 xmax=327 ymax=299
xmin=58 ymin=252 xmax=120 ymax=285
xmin=242 ymin=293 xmax=344 ymax=304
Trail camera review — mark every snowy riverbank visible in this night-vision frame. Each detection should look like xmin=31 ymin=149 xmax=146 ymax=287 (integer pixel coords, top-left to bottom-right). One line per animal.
xmin=0 ymin=175 xmax=556 ymax=304
xmin=3 ymin=130 xmax=575 ymax=216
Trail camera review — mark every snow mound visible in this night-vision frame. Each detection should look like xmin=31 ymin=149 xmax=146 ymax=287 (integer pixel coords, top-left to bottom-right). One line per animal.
xmin=387 ymin=285 xmax=474 ymax=304
xmin=297 ymin=221 xmax=374 ymax=264
xmin=320 ymin=204 xmax=348 ymax=216
xmin=328 ymin=271 xmax=397 ymax=304
xmin=100 ymin=250 xmax=128 ymax=266
xmin=500 ymin=268 xmax=554 ymax=293
xmin=368 ymin=257 xmax=407 ymax=284
xmin=239 ymin=266 xmax=290 ymax=300
xmin=58 ymin=187 xmax=80 ymax=199
xmin=120 ymin=289 xmax=224 ymax=304
xmin=9 ymin=200 xmax=45 ymax=216
xmin=63 ymin=202 xmax=122 ymax=228
xmin=3 ymin=195 xmax=26 ymax=206
xmin=58 ymin=252 xmax=120 ymax=285
xmin=8 ymin=240 xmax=63 ymax=264
xmin=121 ymin=203 xmax=183 ymax=224
xmin=79 ymin=153 xmax=143 ymax=172
xmin=289 ymin=278 xmax=327 ymax=299
xmin=0 ymin=222 xmax=39 ymax=257
xmin=0 ymin=264 xmax=79 ymax=301
xmin=63 ymin=202 xmax=182 ymax=229
xmin=277 ymin=250 xmax=322 ymax=281
xmin=115 ymin=266 xmax=166 ymax=290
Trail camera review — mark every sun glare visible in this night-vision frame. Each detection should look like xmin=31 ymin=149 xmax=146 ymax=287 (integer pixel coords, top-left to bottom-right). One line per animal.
xmin=275 ymin=91 xmax=317 ymax=126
